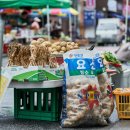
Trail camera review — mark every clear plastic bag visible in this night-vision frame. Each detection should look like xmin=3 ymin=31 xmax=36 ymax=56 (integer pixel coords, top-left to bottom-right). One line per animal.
xmin=61 ymin=49 xmax=114 ymax=127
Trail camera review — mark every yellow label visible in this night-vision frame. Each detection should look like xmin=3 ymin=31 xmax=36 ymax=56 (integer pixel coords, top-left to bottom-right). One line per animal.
xmin=88 ymin=91 xmax=94 ymax=100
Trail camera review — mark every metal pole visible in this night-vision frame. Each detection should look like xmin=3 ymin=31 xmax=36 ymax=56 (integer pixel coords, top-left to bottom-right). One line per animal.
xmin=125 ymin=0 xmax=129 ymax=43
xmin=42 ymin=15 xmax=44 ymax=29
xmin=47 ymin=4 xmax=51 ymax=41
xmin=0 ymin=16 xmax=4 ymax=79
xmin=94 ymin=9 xmax=96 ymax=42
xmin=69 ymin=14 xmax=72 ymax=40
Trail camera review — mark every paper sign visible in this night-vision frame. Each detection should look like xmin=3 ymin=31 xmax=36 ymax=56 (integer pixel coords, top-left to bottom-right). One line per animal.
xmin=84 ymin=10 xmax=95 ymax=26
xmin=0 ymin=68 xmax=13 ymax=104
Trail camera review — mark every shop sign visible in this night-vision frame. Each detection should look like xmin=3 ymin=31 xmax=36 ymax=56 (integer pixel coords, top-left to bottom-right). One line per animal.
xmin=84 ymin=10 xmax=95 ymax=27
xmin=123 ymin=5 xmax=130 ymax=16
xmin=86 ymin=0 xmax=95 ymax=10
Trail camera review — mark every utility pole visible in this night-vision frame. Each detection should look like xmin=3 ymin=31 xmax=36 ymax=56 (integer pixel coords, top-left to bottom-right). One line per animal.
xmin=72 ymin=0 xmax=78 ymax=28
xmin=125 ymin=0 xmax=129 ymax=43
xmin=79 ymin=0 xmax=85 ymax=38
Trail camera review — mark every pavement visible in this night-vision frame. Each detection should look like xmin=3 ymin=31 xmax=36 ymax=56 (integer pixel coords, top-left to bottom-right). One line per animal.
xmin=1 ymin=47 xmax=130 ymax=130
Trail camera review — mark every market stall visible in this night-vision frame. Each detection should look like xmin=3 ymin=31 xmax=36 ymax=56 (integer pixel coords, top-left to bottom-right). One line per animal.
xmin=0 ymin=0 xmax=71 ymax=53
xmin=0 ymin=1 xmax=124 ymax=129
xmin=0 ymin=38 xmax=79 ymax=120
xmin=41 ymin=8 xmax=79 ymax=39
xmin=1 ymin=37 xmax=123 ymax=128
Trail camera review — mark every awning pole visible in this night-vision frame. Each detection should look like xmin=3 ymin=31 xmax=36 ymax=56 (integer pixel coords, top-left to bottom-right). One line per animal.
xmin=47 ymin=5 xmax=51 ymax=41
xmin=69 ymin=14 xmax=72 ymax=41
xmin=125 ymin=0 xmax=129 ymax=43
xmin=42 ymin=15 xmax=44 ymax=29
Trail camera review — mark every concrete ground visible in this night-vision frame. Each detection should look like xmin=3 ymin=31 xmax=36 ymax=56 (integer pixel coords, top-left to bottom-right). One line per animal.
xmin=0 ymin=117 xmax=130 ymax=130
xmin=1 ymin=47 xmax=130 ymax=130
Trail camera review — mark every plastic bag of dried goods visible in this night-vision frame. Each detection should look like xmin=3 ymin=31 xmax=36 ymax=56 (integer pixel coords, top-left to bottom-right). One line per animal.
xmin=93 ymin=52 xmax=114 ymax=119
xmin=98 ymin=73 xmax=114 ymax=119
xmin=61 ymin=49 xmax=108 ymax=128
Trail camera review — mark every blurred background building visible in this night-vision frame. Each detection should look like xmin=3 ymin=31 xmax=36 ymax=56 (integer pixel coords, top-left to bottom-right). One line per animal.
xmin=76 ymin=0 xmax=128 ymax=42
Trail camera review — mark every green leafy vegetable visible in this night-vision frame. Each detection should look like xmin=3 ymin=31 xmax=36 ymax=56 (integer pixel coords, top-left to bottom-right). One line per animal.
xmin=103 ymin=52 xmax=121 ymax=64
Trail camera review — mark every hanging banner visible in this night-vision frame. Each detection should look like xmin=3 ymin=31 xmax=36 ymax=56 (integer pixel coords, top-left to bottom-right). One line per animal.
xmin=86 ymin=0 xmax=95 ymax=10
xmin=122 ymin=0 xmax=130 ymax=16
xmin=84 ymin=10 xmax=95 ymax=27
xmin=123 ymin=5 xmax=130 ymax=16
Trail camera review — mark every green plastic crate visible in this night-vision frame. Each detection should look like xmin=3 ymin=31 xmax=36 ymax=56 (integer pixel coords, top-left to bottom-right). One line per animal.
xmin=14 ymin=87 xmax=62 ymax=121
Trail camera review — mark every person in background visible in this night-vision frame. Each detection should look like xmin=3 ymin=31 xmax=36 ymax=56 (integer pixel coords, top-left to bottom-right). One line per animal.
xmin=53 ymin=21 xmax=57 ymax=30
xmin=116 ymin=42 xmax=130 ymax=63
xmin=71 ymin=23 xmax=77 ymax=41
xmin=53 ymin=21 xmax=62 ymax=31
xmin=45 ymin=20 xmax=53 ymax=32
xmin=31 ymin=17 xmax=41 ymax=34
xmin=51 ymin=21 xmax=62 ymax=39
xmin=18 ymin=11 xmax=30 ymax=27
xmin=120 ymin=20 xmax=125 ymax=43
xmin=120 ymin=20 xmax=125 ymax=33
xmin=55 ymin=21 xmax=61 ymax=30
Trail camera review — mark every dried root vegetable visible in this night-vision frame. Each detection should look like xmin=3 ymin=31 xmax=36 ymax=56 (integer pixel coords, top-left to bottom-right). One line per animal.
xmin=7 ymin=43 xmax=22 ymax=66
xmin=36 ymin=44 xmax=49 ymax=66
xmin=50 ymin=41 xmax=79 ymax=54
xmin=31 ymin=38 xmax=79 ymax=55
xmin=8 ymin=38 xmax=79 ymax=67
xmin=29 ymin=44 xmax=37 ymax=66
xmin=29 ymin=43 xmax=50 ymax=67
xmin=19 ymin=45 xmax=31 ymax=68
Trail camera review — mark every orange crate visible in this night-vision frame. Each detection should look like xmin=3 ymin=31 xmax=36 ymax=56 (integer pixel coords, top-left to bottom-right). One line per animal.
xmin=113 ymin=88 xmax=130 ymax=119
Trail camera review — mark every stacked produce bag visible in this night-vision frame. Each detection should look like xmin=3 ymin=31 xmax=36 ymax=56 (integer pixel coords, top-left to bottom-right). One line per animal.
xmin=7 ymin=38 xmax=79 ymax=68
xmin=6 ymin=38 xmax=114 ymax=127
xmin=61 ymin=49 xmax=114 ymax=127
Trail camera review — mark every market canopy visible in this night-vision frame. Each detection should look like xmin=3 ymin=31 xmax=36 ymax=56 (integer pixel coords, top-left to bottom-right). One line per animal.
xmin=41 ymin=8 xmax=79 ymax=16
xmin=0 ymin=0 xmax=71 ymax=9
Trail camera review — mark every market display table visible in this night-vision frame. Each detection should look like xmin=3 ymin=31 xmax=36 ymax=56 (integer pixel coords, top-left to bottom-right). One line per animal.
xmin=15 ymin=35 xmax=48 ymax=40
xmin=9 ymin=80 xmax=63 ymax=121
xmin=14 ymin=35 xmax=48 ymax=43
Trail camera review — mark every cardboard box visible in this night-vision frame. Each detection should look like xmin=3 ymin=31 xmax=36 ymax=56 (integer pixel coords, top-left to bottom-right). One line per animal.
xmin=11 ymin=66 xmax=64 ymax=82
xmin=11 ymin=66 xmax=45 ymax=82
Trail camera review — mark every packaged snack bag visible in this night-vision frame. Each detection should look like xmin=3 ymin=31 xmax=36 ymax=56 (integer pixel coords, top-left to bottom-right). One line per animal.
xmin=61 ymin=49 xmax=112 ymax=127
